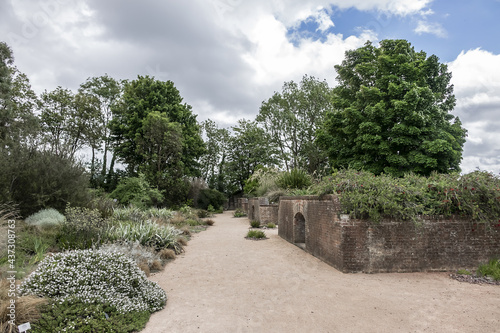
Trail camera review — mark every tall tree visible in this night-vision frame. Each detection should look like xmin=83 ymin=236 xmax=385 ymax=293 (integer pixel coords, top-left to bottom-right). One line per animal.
xmin=226 ymin=119 xmax=279 ymax=194
xmin=317 ymin=39 xmax=467 ymax=176
xmin=199 ymin=119 xmax=230 ymax=192
xmin=257 ymin=75 xmax=332 ymax=173
xmin=110 ymin=76 xmax=205 ymax=176
xmin=79 ymin=75 xmax=122 ymax=187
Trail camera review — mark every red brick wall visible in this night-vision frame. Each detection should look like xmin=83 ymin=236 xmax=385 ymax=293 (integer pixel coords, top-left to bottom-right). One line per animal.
xmin=278 ymin=195 xmax=500 ymax=273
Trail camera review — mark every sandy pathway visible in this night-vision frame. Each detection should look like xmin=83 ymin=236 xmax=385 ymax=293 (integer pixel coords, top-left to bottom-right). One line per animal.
xmin=143 ymin=211 xmax=500 ymax=333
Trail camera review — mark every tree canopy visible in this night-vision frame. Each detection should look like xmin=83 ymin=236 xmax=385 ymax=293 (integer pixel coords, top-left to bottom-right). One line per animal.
xmin=317 ymin=39 xmax=467 ymax=176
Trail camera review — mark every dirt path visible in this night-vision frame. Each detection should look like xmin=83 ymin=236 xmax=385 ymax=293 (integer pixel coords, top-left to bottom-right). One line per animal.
xmin=143 ymin=211 xmax=500 ymax=333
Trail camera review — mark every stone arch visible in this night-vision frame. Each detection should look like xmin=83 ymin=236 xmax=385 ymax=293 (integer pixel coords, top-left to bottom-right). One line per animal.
xmin=293 ymin=212 xmax=306 ymax=244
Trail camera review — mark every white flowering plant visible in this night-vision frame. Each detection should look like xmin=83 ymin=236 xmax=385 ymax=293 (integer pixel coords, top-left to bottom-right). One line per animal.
xmin=19 ymin=249 xmax=167 ymax=314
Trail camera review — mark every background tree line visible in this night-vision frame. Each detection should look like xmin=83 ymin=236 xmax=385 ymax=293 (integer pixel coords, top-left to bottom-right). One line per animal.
xmin=0 ymin=39 xmax=467 ymax=217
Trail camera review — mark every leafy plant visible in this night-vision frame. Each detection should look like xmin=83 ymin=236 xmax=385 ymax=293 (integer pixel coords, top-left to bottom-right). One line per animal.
xmin=25 ymin=208 xmax=65 ymax=228
xmin=19 ymin=249 xmax=167 ymax=313
xmin=250 ymin=220 xmax=261 ymax=228
xmin=58 ymin=206 xmax=108 ymax=249
xmin=477 ymin=258 xmax=500 ymax=281
xmin=197 ymin=188 xmax=226 ymax=210
xmin=276 ymin=168 xmax=312 ymax=190
xmin=110 ymin=174 xmax=163 ymax=208
xmin=266 ymin=223 xmax=276 ymax=228
xmin=233 ymin=208 xmax=247 ymax=217
xmin=246 ymin=230 xmax=266 ymax=239
xmin=106 ymin=220 xmax=183 ymax=253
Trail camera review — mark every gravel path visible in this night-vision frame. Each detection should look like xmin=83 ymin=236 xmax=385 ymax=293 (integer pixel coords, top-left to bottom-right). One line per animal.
xmin=142 ymin=211 xmax=500 ymax=333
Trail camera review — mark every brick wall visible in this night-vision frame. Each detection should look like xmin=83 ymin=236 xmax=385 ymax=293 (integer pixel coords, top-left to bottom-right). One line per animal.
xmin=258 ymin=205 xmax=279 ymax=225
xmin=278 ymin=195 xmax=500 ymax=273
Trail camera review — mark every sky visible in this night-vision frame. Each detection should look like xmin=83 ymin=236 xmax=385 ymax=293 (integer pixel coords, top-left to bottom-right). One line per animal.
xmin=1 ymin=0 xmax=500 ymax=174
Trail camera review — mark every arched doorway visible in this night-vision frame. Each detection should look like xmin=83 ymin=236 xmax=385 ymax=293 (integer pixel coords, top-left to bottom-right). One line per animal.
xmin=293 ymin=212 xmax=306 ymax=244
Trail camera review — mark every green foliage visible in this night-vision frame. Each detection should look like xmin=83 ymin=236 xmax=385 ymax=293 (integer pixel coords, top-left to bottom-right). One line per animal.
xmin=60 ymin=206 xmax=108 ymax=250
xmin=2 ymin=148 xmax=90 ymax=218
xmin=233 ymin=208 xmax=247 ymax=218
xmin=32 ymin=299 xmax=150 ymax=333
xmin=226 ymin=119 xmax=279 ymax=194
xmin=276 ymin=169 xmax=312 ymax=190
xmin=244 ymin=167 xmax=280 ymax=196
xmin=25 ymin=208 xmax=65 ymax=228
xmin=266 ymin=223 xmax=276 ymax=228
xmin=246 ymin=230 xmax=266 ymax=239
xmin=19 ymin=249 xmax=167 ymax=313
xmin=197 ymin=188 xmax=226 ymax=210
xmin=257 ymin=75 xmax=332 ymax=173
xmin=457 ymin=269 xmax=471 ymax=275
xmin=87 ymin=189 xmax=117 ymax=218
xmin=110 ymin=174 xmax=163 ymax=208
xmin=250 ymin=220 xmax=261 ymax=228
xmin=317 ymin=39 xmax=467 ymax=177
xmin=106 ymin=220 xmax=183 ymax=253
xmin=477 ymin=258 xmax=500 ymax=281
xmin=311 ymin=169 xmax=500 ymax=224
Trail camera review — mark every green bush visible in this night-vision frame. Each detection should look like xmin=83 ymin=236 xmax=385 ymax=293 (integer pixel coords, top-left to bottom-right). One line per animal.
xmin=266 ymin=222 xmax=276 ymax=229
xmin=87 ymin=189 xmax=117 ymax=218
xmin=58 ymin=206 xmax=108 ymax=249
xmin=197 ymin=188 xmax=226 ymax=210
xmin=32 ymin=299 xmax=150 ymax=333
xmin=477 ymin=258 xmax=500 ymax=281
xmin=250 ymin=220 xmax=261 ymax=228
xmin=233 ymin=208 xmax=247 ymax=217
xmin=25 ymin=208 xmax=65 ymax=228
xmin=276 ymin=169 xmax=312 ymax=190
xmin=110 ymin=174 xmax=164 ymax=208
xmin=246 ymin=230 xmax=266 ymax=239
xmin=2 ymin=149 xmax=90 ymax=218
xmin=19 ymin=249 xmax=167 ymax=313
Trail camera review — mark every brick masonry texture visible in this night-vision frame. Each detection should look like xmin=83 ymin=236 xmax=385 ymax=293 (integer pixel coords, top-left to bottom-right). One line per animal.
xmin=277 ymin=195 xmax=500 ymax=273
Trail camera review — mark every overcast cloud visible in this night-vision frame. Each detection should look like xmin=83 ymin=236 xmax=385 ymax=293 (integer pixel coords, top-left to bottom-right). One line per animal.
xmin=1 ymin=0 xmax=499 ymax=174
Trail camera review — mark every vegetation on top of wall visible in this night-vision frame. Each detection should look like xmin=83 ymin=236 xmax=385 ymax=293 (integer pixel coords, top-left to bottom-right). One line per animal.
xmin=310 ymin=168 xmax=500 ymax=224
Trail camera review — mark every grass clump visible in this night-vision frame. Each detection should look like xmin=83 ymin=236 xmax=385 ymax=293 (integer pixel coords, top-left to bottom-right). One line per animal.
xmin=19 ymin=249 xmax=167 ymax=314
xmin=233 ymin=208 xmax=247 ymax=218
xmin=205 ymin=219 xmax=215 ymax=226
xmin=250 ymin=220 xmax=261 ymax=228
xmin=106 ymin=220 xmax=183 ymax=253
xmin=246 ymin=230 xmax=267 ymax=240
xmin=477 ymin=258 xmax=500 ymax=281
xmin=266 ymin=222 xmax=276 ymax=229
xmin=456 ymin=269 xmax=471 ymax=275
xmin=25 ymin=208 xmax=65 ymax=228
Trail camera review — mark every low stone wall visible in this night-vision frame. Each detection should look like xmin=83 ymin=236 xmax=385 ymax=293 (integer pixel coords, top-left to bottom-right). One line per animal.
xmin=248 ymin=197 xmax=269 ymax=221
xmin=258 ymin=205 xmax=279 ymax=225
xmin=278 ymin=195 xmax=500 ymax=273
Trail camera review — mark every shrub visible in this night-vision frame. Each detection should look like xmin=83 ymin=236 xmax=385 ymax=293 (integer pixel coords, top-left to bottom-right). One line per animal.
xmin=87 ymin=189 xmax=117 ymax=218
xmin=25 ymin=208 xmax=65 ymax=228
xmin=205 ymin=219 xmax=215 ymax=226
xmin=233 ymin=208 xmax=247 ymax=217
xmin=197 ymin=209 xmax=211 ymax=218
xmin=106 ymin=220 xmax=183 ymax=253
xmin=31 ymin=298 xmax=150 ymax=332
xmin=197 ymin=188 xmax=226 ymax=210
xmin=159 ymin=249 xmax=176 ymax=260
xmin=58 ymin=206 xmax=108 ymax=249
xmin=266 ymin=223 xmax=276 ymax=228
xmin=246 ymin=230 xmax=266 ymax=239
xmin=276 ymin=169 xmax=312 ymax=190
xmin=100 ymin=241 xmax=163 ymax=272
xmin=176 ymin=236 xmax=188 ymax=246
xmin=1 ymin=148 xmax=90 ymax=218
xmin=19 ymin=249 xmax=167 ymax=313
xmin=113 ymin=206 xmax=148 ymax=223
xmin=457 ymin=269 xmax=471 ymax=275
xmin=477 ymin=258 xmax=500 ymax=281
xmin=250 ymin=220 xmax=261 ymax=228
xmin=110 ymin=174 xmax=163 ymax=208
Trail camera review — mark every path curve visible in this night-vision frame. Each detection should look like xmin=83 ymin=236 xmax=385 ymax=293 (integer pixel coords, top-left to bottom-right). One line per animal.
xmin=143 ymin=211 xmax=500 ymax=333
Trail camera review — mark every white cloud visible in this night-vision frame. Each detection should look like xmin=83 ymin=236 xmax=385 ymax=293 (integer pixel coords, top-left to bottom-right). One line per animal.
xmin=414 ymin=20 xmax=447 ymax=38
xmin=448 ymin=49 xmax=500 ymax=174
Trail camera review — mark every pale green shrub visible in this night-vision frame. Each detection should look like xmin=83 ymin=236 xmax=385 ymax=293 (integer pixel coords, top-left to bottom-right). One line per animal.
xmin=25 ymin=208 xmax=65 ymax=228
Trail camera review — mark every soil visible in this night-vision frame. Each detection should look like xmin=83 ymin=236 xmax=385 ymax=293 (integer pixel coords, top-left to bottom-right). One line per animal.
xmin=142 ymin=211 xmax=500 ymax=333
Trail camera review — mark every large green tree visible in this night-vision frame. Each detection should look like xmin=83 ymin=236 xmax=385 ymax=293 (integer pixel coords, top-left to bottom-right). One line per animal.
xmin=110 ymin=76 xmax=205 ymax=177
xmin=317 ymin=40 xmax=467 ymax=176
xmin=257 ymin=75 xmax=332 ymax=173
xmin=199 ymin=119 xmax=230 ymax=193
